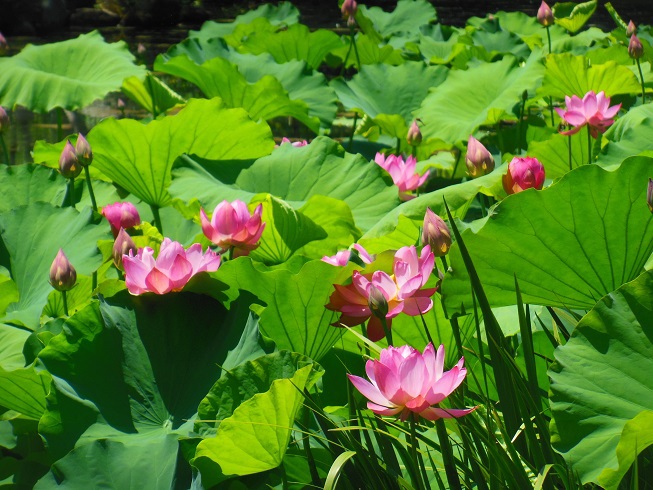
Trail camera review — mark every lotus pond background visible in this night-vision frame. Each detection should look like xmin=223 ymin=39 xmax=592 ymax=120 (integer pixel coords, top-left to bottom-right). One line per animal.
xmin=1 ymin=0 xmax=653 ymax=489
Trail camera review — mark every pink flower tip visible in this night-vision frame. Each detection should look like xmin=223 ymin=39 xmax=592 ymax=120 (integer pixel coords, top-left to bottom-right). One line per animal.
xmin=502 ymin=156 xmax=546 ymax=194
xmin=101 ymin=202 xmax=141 ymax=238
xmin=201 ymin=200 xmax=266 ymax=255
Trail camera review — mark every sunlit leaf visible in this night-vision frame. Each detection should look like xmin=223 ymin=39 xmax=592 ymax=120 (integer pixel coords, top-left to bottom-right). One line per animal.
xmin=553 ymin=0 xmax=597 ymax=34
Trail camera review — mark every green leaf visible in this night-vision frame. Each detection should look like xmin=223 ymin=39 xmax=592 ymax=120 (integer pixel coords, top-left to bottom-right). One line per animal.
xmin=552 ymin=0 xmax=597 ymax=34
xmin=358 ymin=0 xmax=438 ymax=42
xmin=442 ymin=156 xmax=653 ymax=313
xmin=88 ymin=98 xmax=274 ymax=207
xmin=170 ymin=137 xmax=398 ymax=232
xmin=528 ymin=131 xmax=588 ymax=179
xmin=0 ymin=203 xmax=106 ymax=329
xmin=417 ymin=54 xmax=545 ymax=144
xmin=0 ymin=31 xmax=145 ymax=113
xmin=248 ymin=194 xmax=327 ymax=265
xmin=331 ymin=62 xmax=448 ymax=139
xmin=539 ymin=53 xmax=642 ymax=99
xmin=121 ymin=73 xmax=185 ymax=115
xmin=0 ymin=164 xmax=65 ymax=213
xmin=193 ymin=364 xmax=318 ymax=482
xmin=331 ymin=33 xmax=405 ymax=68
xmin=549 ymin=270 xmax=653 ymax=484
xmin=597 ymin=103 xmax=653 ymax=169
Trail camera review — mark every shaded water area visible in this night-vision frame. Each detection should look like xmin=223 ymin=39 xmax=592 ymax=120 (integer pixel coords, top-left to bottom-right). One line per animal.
xmin=1 ymin=0 xmax=652 ymax=165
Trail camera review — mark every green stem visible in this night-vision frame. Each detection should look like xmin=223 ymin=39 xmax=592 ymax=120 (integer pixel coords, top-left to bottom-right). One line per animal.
xmin=227 ymin=247 xmax=234 ymax=262
xmin=636 ymin=58 xmax=646 ymax=103
xmin=409 ymin=416 xmax=425 ymax=490
xmin=147 ymin=74 xmax=160 ymax=118
xmin=348 ymin=112 xmax=358 ymax=152
xmin=435 ymin=418 xmax=462 ymax=490
xmin=518 ymin=97 xmax=526 ymax=153
xmin=587 ymin=126 xmax=592 ymax=165
xmin=150 ymin=204 xmax=163 ymax=234
xmin=61 ymin=290 xmax=69 ymax=317
xmin=350 ymin=26 xmax=361 ymax=71
xmin=548 ymin=96 xmax=555 ymax=127
xmin=83 ymin=166 xmax=98 ymax=212
xmin=440 ymin=255 xmax=449 ymax=272
xmin=568 ymin=134 xmax=573 ymax=171
xmin=0 ymin=134 xmax=9 ymax=164
xmin=92 ymin=270 xmax=97 ymax=292
xmin=57 ymin=108 xmax=63 ymax=141
xmin=546 ymin=25 xmax=552 ymax=54
xmin=379 ymin=315 xmax=393 ymax=346
xmin=68 ymin=178 xmax=75 ymax=208
xmin=450 ymin=148 xmax=461 ymax=180
xmin=395 ymin=137 xmax=401 ymax=155
xmin=339 ymin=38 xmax=354 ymax=77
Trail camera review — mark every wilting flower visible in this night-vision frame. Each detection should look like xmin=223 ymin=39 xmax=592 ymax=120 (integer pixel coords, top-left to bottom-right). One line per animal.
xmin=113 ymin=228 xmax=137 ymax=271
xmin=0 ymin=106 xmax=8 ymax=133
xmin=0 ymin=33 xmax=7 ymax=56
xmin=50 ymin=249 xmax=77 ymax=292
xmin=201 ymin=200 xmax=265 ymax=255
xmin=327 ymin=245 xmax=436 ymax=341
xmin=503 ymin=156 xmax=546 ymax=194
xmin=59 ymin=140 xmax=82 ymax=179
xmin=555 ymin=91 xmax=621 ymax=138
xmin=277 ymin=137 xmax=308 ymax=148
xmin=348 ymin=343 xmax=476 ymax=421
xmin=101 ymin=202 xmax=141 ymax=238
xmin=627 ymin=20 xmax=637 ymax=37
xmin=75 ymin=133 xmax=93 ymax=167
xmin=322 ymin=243 xmax=374 ymax=266
xmin=537 ymin=1 xmax=554 ymax=27
xmin=422 ymin=208 xmax=452 ymax=256
xmin=465 ymin=136 xmax=495 ymax=177
xmin=629 ymin=34 xmax=644 ymax=59
xmin=374 ymin=153 xmax=430 ymax=201
xmin=122 ymin=238 xmax=220 ymax=295
xmin=647 ymin=178 xmax=653 ymax=213
xmin=406 ymin=119 xmax=423 ymax=146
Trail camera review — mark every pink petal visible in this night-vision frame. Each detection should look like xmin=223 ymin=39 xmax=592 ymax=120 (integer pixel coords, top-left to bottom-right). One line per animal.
xmin=144 ymin=267 xmax=174 ymax=295
xmin=348 ymin=374 xmax=394 ymax=407
xmin=402 ymin=296 xmax=434 ymax=316
xmin=353 ymin=244 xmax=374 ymax=264
xmin=322 ymin=250 xmax=351 ymax=266
xmin=398 ymin=351 xmax=428 ymax=398
xmin=367 ymin=402 xmax=403 ymax=416
xmin=419 ymin=407 xmax=477 ymax=421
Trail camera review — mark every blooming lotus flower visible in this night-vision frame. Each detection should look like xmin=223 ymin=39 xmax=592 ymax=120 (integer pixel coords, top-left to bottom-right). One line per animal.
xmin=465 ymin=136 xmax=495 ymax=177
xmin=537 ymin=1 xmax=554 ymax=27
xmin=374 ymin=153 xmax=430 ymax=201
xmin=422 ymin=209 xmax=452 ymax=256
xmin=59 ymin=141 xmax=82 ymax=179
xmin=101 ymin=202 xmax=141 ymax=238
xmin=348 ymin=343 xmax=476 ymax=421
xmin=502 ymin=156 xmax=546 ymax=194
xmin=393 ymin=245 xmax=438 ymax=315
xmin=122 ymin=238 xmax=220 ymax=295
xmin=555 ymin=91 xmax=621 ymax=138
xmin=75 ymin=133 xmax=93 ymax=167
xmin=277 ymin=137 xmax=308 ymax=148
xmin=201 ymin=200 xmax=265 ymax=255
xmin=647 ymin=178 xmax=653 ymax=213
xmin=629 ymin=34 xmax=644 ymax=59
xmin=50 ymin=249 xmax=77 ymax=292
xmin=322 ymin=243 xmax=374 ymax=266
xmin=113 ymin=228 xmax=137 ymax=270
xmin=406 ymin=119 xmax=422 ymax=146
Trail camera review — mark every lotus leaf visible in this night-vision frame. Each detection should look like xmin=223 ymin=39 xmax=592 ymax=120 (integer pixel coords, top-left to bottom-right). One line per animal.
xmin=552 ymin=0 xmax=597 ymax=34
xmin=358 ymin=0 xmax=437 ymax=42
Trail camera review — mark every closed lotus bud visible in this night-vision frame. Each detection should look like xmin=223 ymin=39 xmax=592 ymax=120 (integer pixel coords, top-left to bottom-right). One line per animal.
xmin=0 ymin=32 xmax=7 ymax=56
xmin=422 ymin=208 xmax=452 ymax=256
xmin=50 ymin=249 xmax=77 ymax=292
xmin=113 ymin=228 xmax=137 ymax=271
xmin=629 ymin=34 xmax=644 ymax=60
xmin=117 ymin=98 xmax=126 ymax=109
xmin=75 ymin=133 xmax=93 ymax=167
xmin=406 ymin=119 xmax=423 ymax=146
xmin=368 ymin=285 xmax=389 ymax=319
xmin=502 ymin=156 xmax=546 ymax=194
xmin=647 ymin=178 xmax=653 ymax=213
xmin=0 ymin=106 xmax=8 ymax=134
xmin=101 ymin=201 xmax=141 ymax=238
xmin=465 ymin=136 xmax=495 ymax=177
xmin=537 ymin=1 xmax=554 ymax=27
xmin=59 ymin=140 xmax=82 ymax=179
xmin=627 ymin=20 xmax=636 ymax=37
xmin=341 ymin=0 xmax=357 ymax=20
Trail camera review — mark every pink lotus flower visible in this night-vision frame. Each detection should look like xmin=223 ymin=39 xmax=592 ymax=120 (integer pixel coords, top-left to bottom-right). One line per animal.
xmin=101 ymin=202 xmax=141 ymax=238
xmin=537 ymin=1 xmax=554 ymax=27
xmin=50 ymin=249 xmax=77 ymax=292
xmin=327 ymin=245 xmax=436 ymax=341
xmin=348 ymin=343 xmax=476 ymax=421
xmin=503 ymin=156 xmax=546 ymax=194
xmin=422 ymin=208 xmax=452 ymax=256
xmin=555 ymin=91 xmax=621 ymax=138
xmin=122 ymin=238 xmax=220 ymax=295
xmin=200 ymin=200 xmax=265 ymax=255
xmin=322 ymin=243 xmax=374 ymax=266
xmin=629 ymin=34 xmax=644 ymax=59
xmin=277 ymin=137 xmax=308 ymax=148
xmin=374 ymin=153 xmax=430 ymax=201
xmin=465 ymin=136 xmax=495 ymax=177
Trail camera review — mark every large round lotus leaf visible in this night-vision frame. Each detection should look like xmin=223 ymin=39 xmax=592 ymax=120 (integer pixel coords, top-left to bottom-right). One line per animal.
xmin=442 ymin=156 xmax=653 ymax=313
xmin=528 ymin=131 xmax=588 ymax=179
xmin=88 ymin=98 xmax=274 ymax=208
xmin=552 ymin=0 xmax=597 ymax=34
xmin=597 ymin=103 xmax=653 ymax=169
xmin=549 ymin=270 xmax=653 ymax=484
xmin=0 ymin=164 xmax=66 ymax=213
xmin=0 ymin=31 xmax=145 ymax=113
xmin=358 ymin=0 xmax=437 ymax=42
xmin=417 ymin=54 xmax=544 ymax=145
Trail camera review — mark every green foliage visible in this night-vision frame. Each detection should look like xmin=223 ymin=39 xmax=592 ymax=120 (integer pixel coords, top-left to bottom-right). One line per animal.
xmin=358 ymin=0 xmax=438 ymax=42
xmin=552 ymin=0 xmax=597 ymax=34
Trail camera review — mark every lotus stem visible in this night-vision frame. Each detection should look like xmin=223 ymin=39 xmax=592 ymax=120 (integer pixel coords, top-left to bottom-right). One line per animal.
xmin=83 ymin=166 xmax=98 ymax=212
xmin=568 ymin=134 xmax=572 ymax=171
xmin=418 ymin=309 xmax=435 ymax=346
xmin=92 ymin=270 xmax=97 ymax=292
xmin=68 ymin=177 xmax=75 ymax=208
xmin=587 ymin=126 xmax=592 ymax=165
xmin=409 ymin=416 xmax=425 ymax=490
xmin=339 ymin=39 xmax=354 ymax=77
xmin=548 ymin=96 xmax=555 ymax=127
xmin=636 ymin=58 xmax=646 ymax=103
xmin=518 ymin=97 xmax=526 ymax=153
xmin=350 ymin=25 xmax=361 ymax=71
xmin=348 ymin=112 xmax=358 ymax=151
xmin=57 ymin=107 xmax=63 ymax=141
xmin=435 ymin=418 xmax=462 ymax=490
xmin=440 ymin=255 xmax=448 ymax=272
xmin=379 ymin=315 xmax=393 ymax=346
xmin=450 ymin=148 xmax=461 ymax=179
xmin=395 ymin=137 xmax=401 ymax=155
xmin=61 ymin=290 xmax=69 ymax=317
xmin=0 ymin=134 xmax=9 ymax=164
xmin=147 ymin=74 xmax=160 ymax=118
xmin=546 ymin=25 xmax=552 ymax=54
xmin=149 ymin=204 xmax=163 ymax=234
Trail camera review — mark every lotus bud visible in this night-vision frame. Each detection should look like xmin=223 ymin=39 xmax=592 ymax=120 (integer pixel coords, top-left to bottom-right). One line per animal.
xmin=59 ymin=140 xmax=82 ymax=179
xmin=0 ymin=106 xmax=9 ymax=134
xmin=647 ymin=178 xmax=653 ymax=213
xmin=629 ymin=34 xmax=644 ymax=60
xmin=406 ymin=119 xmax=423 ymax=146
xmin=341 ymin=0 xmax=357 ymax=20
xmin=113 ymin=228 xmax=138 ymax=271
xmin=49 ymin=249 xmax=77 ymax=292
xmin=75 ymin=133 xmax=93 ymax=167
xmin=502 ymin=156 xmax=545 ymax=194
xmin=537 ymin=1 xmax=554 ymax=27
xmin=137 ymin=43 xmax=146 ymax=55
xmin=465 ymin=136 xmax=495 ymax=177
xmin=101 ymin=201 xmax=141 ymax=238
xmin=422 ymin=208 xmax=452 ymax=256
xmin=627 ymin=20 xmax=636 ymax=37
xmin=368 ymin=285 xmax=389 ymax=319
xmin=0 ymin=32 xmax=7 ymax=56
xmin=117 ymin=98 xmax=126 ymax=109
